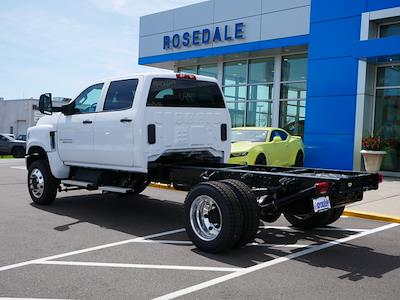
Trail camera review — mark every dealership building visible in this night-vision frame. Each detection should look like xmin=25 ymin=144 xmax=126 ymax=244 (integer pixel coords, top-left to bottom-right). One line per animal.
xmin=139 ymin=0 xmax=400 ymax=175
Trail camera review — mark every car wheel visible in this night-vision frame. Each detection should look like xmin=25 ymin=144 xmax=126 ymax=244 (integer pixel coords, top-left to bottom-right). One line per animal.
xmin=184 ymin=181 xmax=243 ymax=253
xmin=255 ymin=154 xmax=267 ymax=165
xmin=12 ymin=147 xmax=25 ymax=158
xmin=27 ymin=160 xmax=58 ymax=205
xmin=294 ymin=151 xmax=304 ymax=167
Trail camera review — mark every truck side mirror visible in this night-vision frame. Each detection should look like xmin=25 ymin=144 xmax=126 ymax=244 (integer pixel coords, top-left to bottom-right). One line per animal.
xmin=39 ymin=93 xmax=53 ymax=115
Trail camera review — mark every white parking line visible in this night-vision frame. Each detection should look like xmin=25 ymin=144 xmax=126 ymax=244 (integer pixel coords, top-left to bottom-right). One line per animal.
xmin=0 ymin=228 xmax=185 ymax=272
xmin=10 ymin=166 xmax=26 ymax=170
xmin=246 ymin=243 xmax=310 ymax=248
xmin=153 ymin=223 xmax=399 ymax=300
xmin=37 ymin=261 xmax=242 ymax=272
xmin=259 ymin=226 xmax=367 ymax=232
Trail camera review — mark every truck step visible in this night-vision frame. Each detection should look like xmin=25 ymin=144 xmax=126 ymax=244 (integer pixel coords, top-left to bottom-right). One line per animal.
xmin=61 ymin=180 xmax=96 ymax=189
xmin=99 ymin=186 xmax=133 ymax=194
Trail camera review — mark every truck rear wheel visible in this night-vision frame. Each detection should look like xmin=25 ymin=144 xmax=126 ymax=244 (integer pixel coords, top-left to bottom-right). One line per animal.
xmin=284 ymin=207 xmax=345 ymax=229
xmin=132 ymin=179 xmax=149 ymax=195
xmin=184 ymin=181 xmax=243 ymax=253
xmin=27 ymin=160 xmax=58 ymax=205
xmin=221 ymin=179 xmax=259 ymax=247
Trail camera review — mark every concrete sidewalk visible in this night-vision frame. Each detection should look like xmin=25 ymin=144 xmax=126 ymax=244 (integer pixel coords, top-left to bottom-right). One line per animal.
xmin=344 ymin=178 xmax=400 ymax=223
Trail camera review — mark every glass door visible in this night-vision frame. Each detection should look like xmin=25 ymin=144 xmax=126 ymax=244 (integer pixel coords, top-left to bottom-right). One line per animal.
xmin=374 ymin=65 xmax=400 ymax=172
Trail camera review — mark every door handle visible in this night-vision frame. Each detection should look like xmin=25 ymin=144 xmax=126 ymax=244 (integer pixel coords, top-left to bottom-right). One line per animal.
xmin=82 ymin=120 xmax=92 ymax=124
xmin=120 ymin=118 xmax=132 ymax=123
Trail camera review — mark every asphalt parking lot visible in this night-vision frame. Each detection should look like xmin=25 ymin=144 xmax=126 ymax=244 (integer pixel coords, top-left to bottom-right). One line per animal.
xmin=0 ymin=158 xmax=399 ymax=299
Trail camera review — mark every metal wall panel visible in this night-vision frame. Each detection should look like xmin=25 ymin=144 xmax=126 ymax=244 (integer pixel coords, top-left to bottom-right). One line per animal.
xmin=261 ymin=6 xmax=310 ymax=40
xmin=213 ymin=0 xmax=262 ymax=22
xmin=173 ymin=1 xmax=214 ymax=30
xmin=261 ymin=0 xmax=310 ymax=14
xmin=139 ymin=10 xmax=174 ymax=37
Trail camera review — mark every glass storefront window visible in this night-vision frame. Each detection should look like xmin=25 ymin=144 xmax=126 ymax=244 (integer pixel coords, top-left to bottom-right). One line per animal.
xmin=227 ymin=102 xmax=246 ymax=128
xmin=246 ymin=101 xmax=272 ymax=127
xmin=223 ymin=86 xmax=246 ymax=102
xmin=281 ymin=55 xmax=307 ymax=82
xmin=223 ymin=61 xmax=247 ymax=85
xmin=379 ymin=22 xmax=400 ymax=38
xmin=377 ymin=66 xmax=400 ymax=87
xmin=248 ymin=84 xmax=273 ymax=100
xmin=178 ymin=66 xmax=197 ymax=74
xmin=280 ymin=82 xmax=307 ymax=99
xmin=198 ymin=64 xmax=217 ymax=79
xmin=248 ymin=58 xmax=274 ymax=83
xmin=279 ymin=100 xmax=306 ymax=137
xmin=374 ymin=65 xmax=400 ymax=172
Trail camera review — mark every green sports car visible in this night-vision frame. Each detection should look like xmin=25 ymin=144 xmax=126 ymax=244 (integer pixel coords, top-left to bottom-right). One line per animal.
xmin=228 ymin=127 xmax=304 ymax=167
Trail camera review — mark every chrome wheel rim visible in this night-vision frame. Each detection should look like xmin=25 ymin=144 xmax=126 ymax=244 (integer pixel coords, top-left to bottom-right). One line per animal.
xmin=190 ymin=195 xmax=222 ymax=241
xmin=29 ymin=168 xmax=45 ymax=198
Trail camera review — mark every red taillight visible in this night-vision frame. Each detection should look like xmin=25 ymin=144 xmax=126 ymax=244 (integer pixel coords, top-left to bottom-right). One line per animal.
xmin=176 ymin=74 xmax=196 ymax=80
xmin=378 ymin=173 xmax=384 ymax=183
xmin=315 ymin=182 xmax=330 ymax=195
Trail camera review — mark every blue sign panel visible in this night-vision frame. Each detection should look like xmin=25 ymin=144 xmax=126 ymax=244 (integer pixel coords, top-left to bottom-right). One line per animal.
xmin=163 ymin=22 xmax=245 ymax=50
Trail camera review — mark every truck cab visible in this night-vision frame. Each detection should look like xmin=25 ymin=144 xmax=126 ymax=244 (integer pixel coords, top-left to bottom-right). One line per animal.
xmin=26 ymin=73 xmax=231 ymax=202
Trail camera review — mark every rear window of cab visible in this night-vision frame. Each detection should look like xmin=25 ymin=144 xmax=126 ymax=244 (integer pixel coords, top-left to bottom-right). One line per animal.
xmin=147 ymin=78 xmax=225 ymax=108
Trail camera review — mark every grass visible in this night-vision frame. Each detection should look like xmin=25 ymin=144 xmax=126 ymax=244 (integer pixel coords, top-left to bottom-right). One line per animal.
xmin=0 ymin=155 xmax=13 ymax=159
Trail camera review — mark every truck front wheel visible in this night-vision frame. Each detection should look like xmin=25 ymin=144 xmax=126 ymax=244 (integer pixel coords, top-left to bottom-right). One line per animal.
xmin=27 ymin=160 xmax=58 ymax=205
xmin=184 ymin=181 xmax=243 ymax=253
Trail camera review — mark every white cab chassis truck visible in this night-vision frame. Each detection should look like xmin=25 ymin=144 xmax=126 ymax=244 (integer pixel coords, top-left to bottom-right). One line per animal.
xmin=27 ymin=73 xmax=381 ymax=253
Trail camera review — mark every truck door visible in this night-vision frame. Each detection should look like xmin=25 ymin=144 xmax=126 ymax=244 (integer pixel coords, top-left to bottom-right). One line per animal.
xmin=57 ymin=83 xmax=104 ymax=165
xmin=92 ymin=79 xmax=137 ymax=167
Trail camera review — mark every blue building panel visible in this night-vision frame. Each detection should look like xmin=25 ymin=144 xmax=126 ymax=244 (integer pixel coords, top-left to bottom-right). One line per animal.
xmin=304 ymin=133 xmax=355 ymax=170
xmin=310 ymin=0 xmax=367 ymax=23
xmin=304 ymin=96 xmax=356 ymax=135
xmin=353 ymin=36 xmax=400 ymax=61
xmin=307 ymin=57 xmax=359 ymax=98
xmin=367 ymin=0 xmax=400 ymax=11
xmin=309 ymin=16 xmax=361 ymax=59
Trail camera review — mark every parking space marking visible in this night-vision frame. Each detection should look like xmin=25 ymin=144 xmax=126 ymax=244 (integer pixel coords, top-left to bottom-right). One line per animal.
xmin=259 ymin=226 xmax=367 ymax=232
xmin=246 ymin=243 xmax=310 ymax=248
xmin=37 ymin=261 xmax=243 ymax=272
xmin=0 ymin=228 xmax=185 ymax=272
xmin=10 ymin=166 xmax=26 ymax=170
xmin=153 ymin=223 xmax=399 ymax=300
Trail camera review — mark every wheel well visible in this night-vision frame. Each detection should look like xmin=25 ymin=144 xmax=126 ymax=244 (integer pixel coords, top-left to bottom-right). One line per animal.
xmin=255 ymin=153 xmax=266 ymax=164
xmin=26 ymin=146 xmax=48 ymax=169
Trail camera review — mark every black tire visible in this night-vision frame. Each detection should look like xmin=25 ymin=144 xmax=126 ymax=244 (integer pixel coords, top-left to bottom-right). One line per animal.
xmin=255 ymin=154 xmax=267 ymax=165
xmin=184 ymin=181 xmax=243 ymax=253
xmin=12 ymin=147 xmax=25 ymax=158
xmin=132 ymin=179 xmax=149 ymax=195
xmin=27 ymin=160 xmax=58 ymax=205
xmin=221 ymin=179 xmax=259 ymax=247
xmin=294 ymin=151 xmax=304 ymax=167
xmin=284 ymin=207 xmax=345 ymax=229
xmin=325 ymin=207 xmax=345 ymax=225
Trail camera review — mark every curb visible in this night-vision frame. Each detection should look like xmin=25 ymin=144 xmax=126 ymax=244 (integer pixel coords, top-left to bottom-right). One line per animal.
xmin=149 ymin=183 xmax=177 ymax=191
xmin=343 ymin=210 xmax=400 ymax=224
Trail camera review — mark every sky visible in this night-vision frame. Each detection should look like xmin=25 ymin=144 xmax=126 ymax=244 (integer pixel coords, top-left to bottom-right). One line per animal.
xmin=0 ymin=0 xmax=205 ymax=100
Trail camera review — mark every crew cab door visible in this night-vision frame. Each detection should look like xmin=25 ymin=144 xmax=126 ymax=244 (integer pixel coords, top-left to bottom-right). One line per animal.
xmin=57 ymin=83 xmax=104 ymax=165
xmin=92 ymin=79 xmax=138 ymax=167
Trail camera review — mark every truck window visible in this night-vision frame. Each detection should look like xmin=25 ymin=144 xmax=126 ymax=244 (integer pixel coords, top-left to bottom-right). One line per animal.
xmin=74 ymin=83 xmax=104 ymax=113
xmin=147 ymin=78 xmax=225 ymax=108
xmin=103 ymin=79 xmax=138 ymax=111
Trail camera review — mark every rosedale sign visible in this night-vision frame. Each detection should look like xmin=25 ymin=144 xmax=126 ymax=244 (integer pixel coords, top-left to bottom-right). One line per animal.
xmin=163 ymin=22 xmax=245 ymax=50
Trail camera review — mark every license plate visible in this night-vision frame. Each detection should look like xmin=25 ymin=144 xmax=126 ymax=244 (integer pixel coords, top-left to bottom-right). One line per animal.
xmin=313 ymin=196 xmax=331 ymax=213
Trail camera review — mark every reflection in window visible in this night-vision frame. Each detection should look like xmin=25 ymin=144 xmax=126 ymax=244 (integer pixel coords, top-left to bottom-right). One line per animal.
xmin=103 ymin=79 xmax=138 ymax=111
xmin=227 ymin=102 xmax=245 ymax=127
xmin=279 ymin=100 xmax=306 ymax=137
xmin=280 ymin=82 xmax=307 ymax=99
xmin=223 ymin=86 xmax=246 ymax=102
xmin=246 ymin=101 xmax=272 ymax=127
xmin=178 ymin=66 xmax=197 ymax=74
xmin=281 ymin=55 xmax=307 ymax=82
xmin=198 ymin=64 xmax=218 ymax=79
xmin=377 ymin=66 xmax=400 ymax=87
xmin=248 ymin=58 xmax=274 ymax=83
xmin=248 ymin=84 xmax=273 ymax=100
xmin=223 ymin=61 xmax=247 ymax=85
xmin=379 ymin=22 xmax=400 ymax=38
xmin=74 ymin=83 xmax=104 ymax=113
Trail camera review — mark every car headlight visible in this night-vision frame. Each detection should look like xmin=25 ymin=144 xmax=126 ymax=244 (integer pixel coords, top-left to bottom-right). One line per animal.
xmin=230 ymin=151 xmax=248 ymax=157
